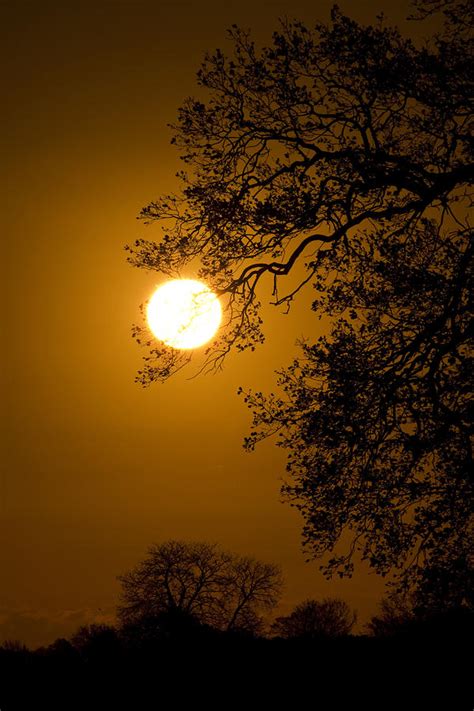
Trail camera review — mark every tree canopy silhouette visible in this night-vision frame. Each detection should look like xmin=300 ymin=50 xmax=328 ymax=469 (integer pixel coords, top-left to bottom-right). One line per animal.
xmin=272 ymin=598 xmax=356 ymax=639
xmin=366 ymin=591 xmax=474 ymax=639
xmin=126 ymin=1 xmax=473 ymax=601
xmin=116 ymin=540 xmax=283 ymax=635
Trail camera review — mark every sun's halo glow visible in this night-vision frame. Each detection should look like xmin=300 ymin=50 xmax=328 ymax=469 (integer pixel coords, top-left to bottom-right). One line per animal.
xmin=146 ymin=279 xmax=222 ymax=350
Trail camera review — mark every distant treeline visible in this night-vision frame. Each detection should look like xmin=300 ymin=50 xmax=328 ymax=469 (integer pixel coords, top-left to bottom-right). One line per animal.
xmin=0 ymin=611 xmax=474 ymax=711
xmin=2 ymin=539 xmax=472 ymax=708
xmin=1 ymin=605 xmax=472 ymax=709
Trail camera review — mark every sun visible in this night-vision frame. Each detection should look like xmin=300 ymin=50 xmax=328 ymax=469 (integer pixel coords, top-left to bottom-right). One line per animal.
xmin=146 ymin=279 xmax=222 ymax=350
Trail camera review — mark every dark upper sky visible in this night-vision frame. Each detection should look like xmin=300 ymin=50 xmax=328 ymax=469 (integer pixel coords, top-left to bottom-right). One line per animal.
xmin=1 ymin=0 xmax=437 ymax=646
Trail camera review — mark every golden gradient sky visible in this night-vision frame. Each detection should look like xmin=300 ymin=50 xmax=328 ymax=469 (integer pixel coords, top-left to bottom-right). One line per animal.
xmin=1 ymin=0 xmax=434 ymax=647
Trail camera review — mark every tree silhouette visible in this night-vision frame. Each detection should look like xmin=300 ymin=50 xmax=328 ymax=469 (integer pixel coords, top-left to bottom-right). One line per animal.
xmin=366 ymin=591 xmax=474 ymax=640
xmin=365 ymin=593 xmax=418 ymax=637
xmin=70 ymin=624 xmax=121 ymax=662
xmin=116 ymin=540 xmax=283 ymax=635
xmin=242 ymin=212 xmax=473 ymax=600
xmin=271 ymin=598 xmax=356 ymax=639
xmin=126 ymin=2 xmax=473 ymax=600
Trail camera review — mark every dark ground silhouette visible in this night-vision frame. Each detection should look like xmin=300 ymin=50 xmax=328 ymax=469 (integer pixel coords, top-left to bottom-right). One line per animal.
xmin=0 ymin=606 xmax=472 ymax=710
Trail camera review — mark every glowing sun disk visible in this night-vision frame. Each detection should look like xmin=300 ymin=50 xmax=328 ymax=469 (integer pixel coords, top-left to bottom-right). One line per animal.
xmin=147 ymin=279 xmax=222 ymax=349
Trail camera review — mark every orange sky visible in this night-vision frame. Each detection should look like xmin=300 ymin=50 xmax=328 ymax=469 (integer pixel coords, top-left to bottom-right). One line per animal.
xmin=1 ymin=0 xmax=436 ymax=647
